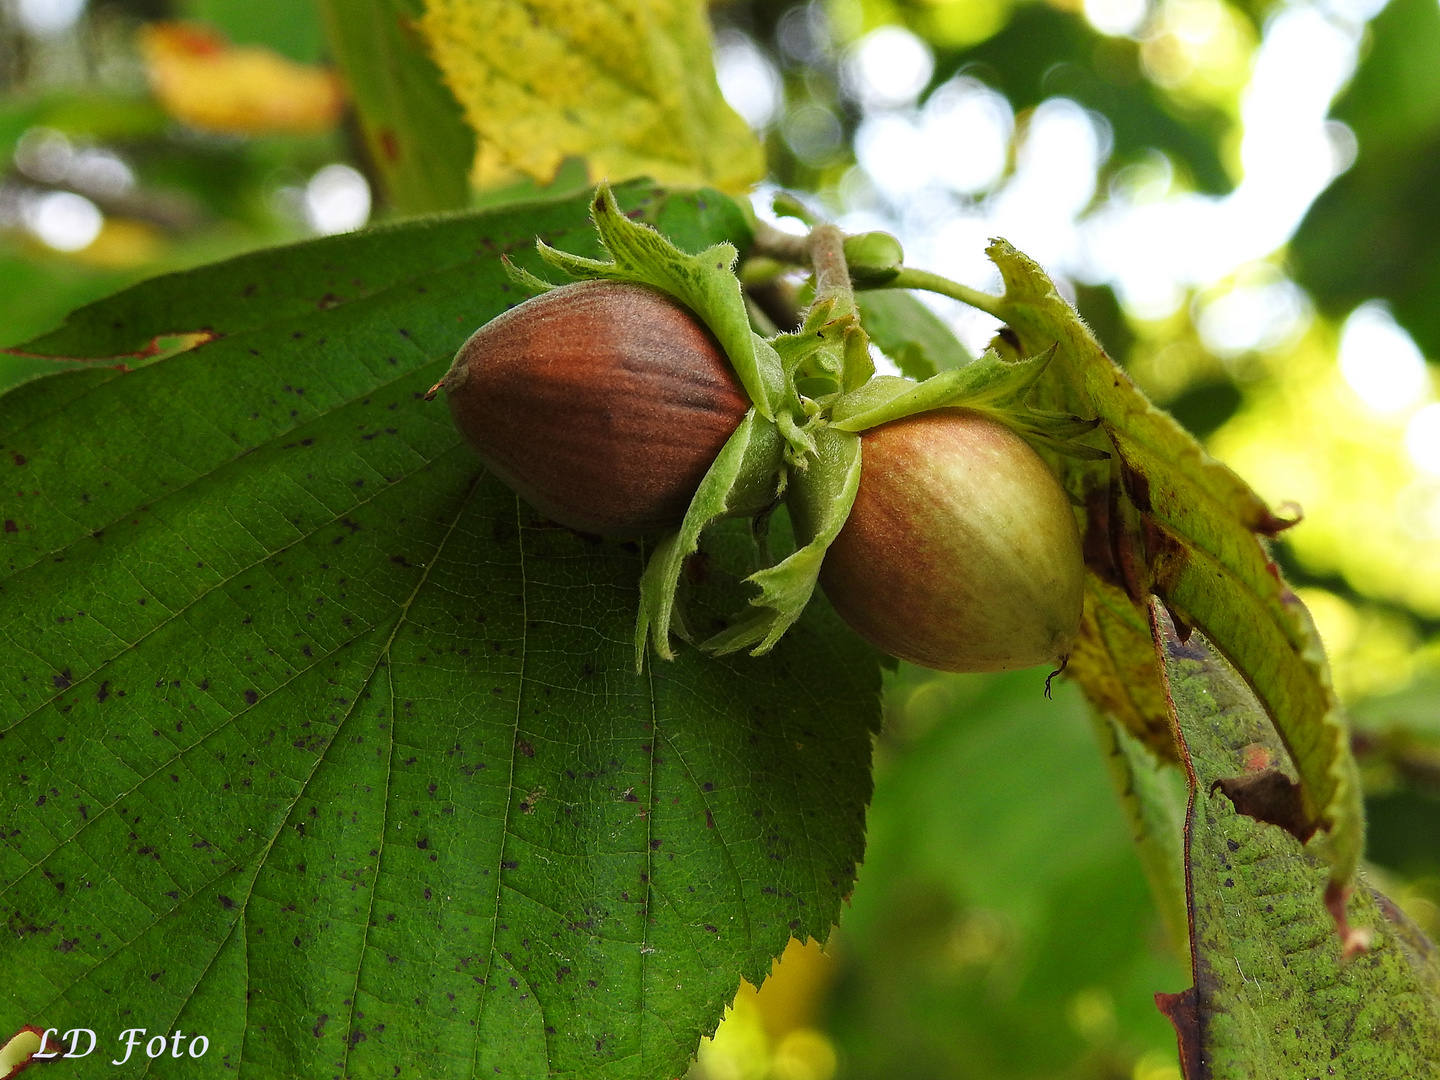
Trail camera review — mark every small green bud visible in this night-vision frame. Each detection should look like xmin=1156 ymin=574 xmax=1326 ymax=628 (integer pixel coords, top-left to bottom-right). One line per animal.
xmin=843 ymin=232 xmax=905 ymax=285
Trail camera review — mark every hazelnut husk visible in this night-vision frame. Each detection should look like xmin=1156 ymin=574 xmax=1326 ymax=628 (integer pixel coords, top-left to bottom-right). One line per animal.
xmin=819 ymin=408 xmax=1084 ymax=672
xmin=440 ymin=280 xmax=750 ymax=536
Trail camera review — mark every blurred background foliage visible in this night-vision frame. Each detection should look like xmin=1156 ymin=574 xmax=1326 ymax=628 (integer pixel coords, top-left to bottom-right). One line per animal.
xmin=1 ymin=0 xmax=1438 ymax=1076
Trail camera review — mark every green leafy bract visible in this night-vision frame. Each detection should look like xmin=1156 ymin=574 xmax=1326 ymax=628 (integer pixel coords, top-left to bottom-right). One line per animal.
xmin=635 ymin=409 xmax=785 ymax=667
xmin=855 ymin=290 xmax=972 ymax=380
xmin=1152 ymin=604 xmax=1440 ymax=1075
xmin=0 ymin=182 xmax=883 ymax=1080
xmin=828 ymin=345 xmax=1104 ymax=459
xmin=704 ymin=427 xmax=862 ymax=658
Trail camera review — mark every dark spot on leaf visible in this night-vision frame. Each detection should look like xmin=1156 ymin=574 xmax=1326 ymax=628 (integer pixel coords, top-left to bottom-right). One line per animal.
xmin=244 ymin=690 xmax=259 ymax=706
xmin=312 ymin=1015 xmax=328 ymax=1038
xmin=379 ymin=128 xmax=400 ymax=162
xmin=3 ymin=520 xmax=14 ymax=533
xmin=516 ymin=739 xmax=534 ymax=758
xmin=52 ymin=670 xmax=71 ymax=690
xmin=11 ymin=452 xmax=25 ymax=466
xmin=217 ymin=895 xmax=236 ymax=910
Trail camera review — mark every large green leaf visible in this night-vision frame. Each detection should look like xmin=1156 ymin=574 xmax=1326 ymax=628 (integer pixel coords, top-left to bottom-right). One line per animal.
xmin=315 ymin=0 xmax=475 ymax=214
xmin=1151 ymin=603 xmax=1440 ymax=1077
xmin=0 ymin=183 xmax=882 ymax=1079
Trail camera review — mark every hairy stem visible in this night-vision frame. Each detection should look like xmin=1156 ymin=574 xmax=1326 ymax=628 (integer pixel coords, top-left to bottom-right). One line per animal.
xmin=808 ymin=224 xmax=854 ymax=316
xmin=750 ymin=220 xmax=809 ymax=265
xmin=870 ymin=267 xmax=1007 ymax=320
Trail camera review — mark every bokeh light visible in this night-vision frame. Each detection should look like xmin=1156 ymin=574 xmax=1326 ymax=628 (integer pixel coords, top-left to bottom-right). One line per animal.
xmin=1195 ymin=272 xmax=1310 ymax=359
xmin=844 ymin=26 xmax=934 ymax=111
xmin=1085 ymin=0 xmax=1150 ymax=38
xmin=1338 ymin=301 xmax=1430 ymax=414
xmin=26 ymin=189 xmax=102 ymax=251
xmin=1405 ymin=404 xmax=1440 ymax=476
xmin=717 ymin=31 xmax=783 ymax=130
xmin=304 ymin=164 xmax=371 ymax=236
xmin=15 ymin=0 xmax=85 ymax=38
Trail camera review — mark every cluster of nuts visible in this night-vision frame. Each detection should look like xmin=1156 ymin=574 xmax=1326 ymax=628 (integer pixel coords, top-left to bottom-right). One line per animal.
xmin=430 ymin=185 xmax=1085 ymax=674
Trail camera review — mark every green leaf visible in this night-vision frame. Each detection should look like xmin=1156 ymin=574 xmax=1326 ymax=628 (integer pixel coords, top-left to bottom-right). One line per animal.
xmin=1087 ymin=711 xmax=1190 ymax=959
xmin=830 ymin=668 xmax=1186 ymax=1079
xmin=973 ymin=239 xmax=1365 ymax=894
xmin=856 ymin=290 xmax=972 ymax=381
xmin=315 ymin=0 xmax=476 ymax=213
xmin=1151 ymin=603 xmax=1440 ymax=1076
xmin=1070 ymin=575 xmax=1178 ymax=757
xmin=0 ymin=183 xmax=882 ymax=1079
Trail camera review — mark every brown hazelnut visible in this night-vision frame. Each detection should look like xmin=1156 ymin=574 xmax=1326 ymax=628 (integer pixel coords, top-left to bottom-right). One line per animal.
xmin=440 ymin=280 xmax=750 ymax=536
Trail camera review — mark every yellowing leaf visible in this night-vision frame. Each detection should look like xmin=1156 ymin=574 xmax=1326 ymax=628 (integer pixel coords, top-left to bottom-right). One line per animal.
xmin=141 ymin=22 xmax=344 ymax=135
xmin=415 ymin=0 xmax=765 ymax=193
